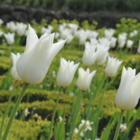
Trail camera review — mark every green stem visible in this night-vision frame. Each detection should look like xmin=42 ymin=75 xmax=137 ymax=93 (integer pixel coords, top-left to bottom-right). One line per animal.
xmin=48 ymin=87 xmax=62 ymax=140
xmin=95 ymin=74 xmax=106 ymax=138
xmin=0 ymin=81 xmax=17 ymax=140
xmin=106 ymin=76 xmax=116 ymax=90
xmin=69 ymin=90 xmax=83 ymax=140
xmin=113 ymin=110 xmax=124 ymax=140
xmin=2 ymin=83 xmax=28 ymax=140
xmin=85 ymin=92 xmax=95 ymax=119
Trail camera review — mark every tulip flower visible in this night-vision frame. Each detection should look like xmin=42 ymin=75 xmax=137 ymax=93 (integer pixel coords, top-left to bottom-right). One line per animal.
xmin=60 ymin=28 xmax=71 ymax=40
xmin=104 ymin=28 xmax=115 ymax=40
xmin=54 ymin=32 xmax=60 ymax=39
xmin=6 ymin=21 xmax=17 ymax=32
xmin=76 ymin=68 xmax=96 ymax=90
xmin=16 ymin=25 xmax=65 ymax=84
xmin=4 ymin=33 xmax=15 ymax=45
xmin=118 ymin=40 xmax=126 ymax=48
xmin=82 ymin=42 xmax=97 ymax=66
xmin=110 ymin=37 xmax=117 ymax=48
xmin=98 ymin=37 xmax=111 ymax=48
xmin=133 ymin=30 xmax=138 ymax=36
xmin=137 ymin=40 xmax=140 ymax=54
xmin=96 ymin=47 xmax=109 ymax=65
xmin=0 ymin=19 xmax=3 ymax=25
xmin=115 ymin=67 xmax=140 ymax=110
xmin=41 ymin=25 xmax=53 ymax=34
xmin=66 ymin=34 xmax=74 ymax=44
xmin=88 ymin=31 xmax=99 ymax=39
xmin=126 ymin=40 xmax=133 ymax=48
xmin=77 ymin=29 xmax=88 ymax=45
xmin=90 ymin=38 xmax=98 ymax=46
xmin=11 ymin=53 xmax=21 ymax=80
xmin=118 ymin=33 xmax=127 ymax=48
xmin=16 ymin=22 xmax=27 ymax=36
xmin=68 ymin=23 xmax=78 ymax=35
xmin=105 ymin=57 xmax=122 ymax=77
xmin=56 ymin=58 xmax=79 ymax=87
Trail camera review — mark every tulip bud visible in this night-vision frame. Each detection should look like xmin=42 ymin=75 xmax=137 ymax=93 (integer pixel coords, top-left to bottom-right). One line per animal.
xmin=56 ymin=58 xmax=79 ymax=87
xmin=11 ymin=53 xmax=21 ymax=80
xmin=16 ymin=25 xmax=65 ymax=84
xmin=115 ymin=67 xmax=140 ymax=110
xmin=105 ymin=57 xmax=122 ymax=77
xmin=76 ymin=68 xmax=96 ymax=90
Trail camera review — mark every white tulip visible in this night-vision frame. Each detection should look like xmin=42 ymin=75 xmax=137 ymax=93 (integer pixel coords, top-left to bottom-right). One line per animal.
xmin=110 ymin=37 xmax=117 ymax=48
xmin=118 ymin=40 xmax=126 ymax=48
xmin=104 ymin=28 xmax=115 ymax=39
xmin=90 ymin=38 xmax=98 ymax=46
xmin=0 ymin=19 xmax=3 ymax=25
xmin=16 ymin=22 xmax=27 ymax=36
xmin=66 ymin=34 xmax=74 ymax=44
xmin=82 ymin=42 xmax=97 ymax=66
xmin=96 ymin=47 xmax=109 ymax=65
xmin=54 ymin=32 xmax=60 ymax=39
xmin=98 ymin=37 xmax=111 ymax=48
xmin=76 ymin=68 xmax=96 ymax=90
xmin=41 ymin=25 xmax=53 ymax=34
xmin=56 ymin=58 xmax=79 ymax=87
xmin=77 ymin=29 xmax=88 ymax=44
xmin=48 ymin=25 xmax=53 ymax=31
xmin=60 ymin=28 xmax=71 ymax=40
xmin=105 ymin=57 xmax=122 ymax=77
xmin=59 ymin=23 xmax=66 ymax=33
xmin=115 ymin=67 xmax=140 ymax=110
xmin=133 ymin=30 xmax=138 ymax=36
xmin=137 ymin=40 xmax=140 ymax=54
xmin=11 ymin=53 xmax=21 ymax=80
xmin=129 ymin=32 xmax=134 ymax=38
xmin=6 ymin=21 xmax=17 ymax=32
xmin=118 ymin=33 xmax=127 ymax=48
xmin=4 ymin=33 xmax=15 ymax=45
xmin=89 ymin=31 xmax=99 ymax=39
xmin=126 ymin=40 xmax=133 ymax=48
xmin=16 ymin=25 xmax=65 ymax=84
xmin=68 ymin=23 xmax=78 ymax=35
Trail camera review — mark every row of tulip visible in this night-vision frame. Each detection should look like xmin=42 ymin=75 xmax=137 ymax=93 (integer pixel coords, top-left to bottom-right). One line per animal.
xmin=0 ymin=18 xmax=140 ymax=51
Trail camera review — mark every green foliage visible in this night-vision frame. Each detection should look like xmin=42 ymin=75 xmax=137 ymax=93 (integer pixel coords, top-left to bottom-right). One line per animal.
xmin=0 ymin=117 xmax=50 ymax=140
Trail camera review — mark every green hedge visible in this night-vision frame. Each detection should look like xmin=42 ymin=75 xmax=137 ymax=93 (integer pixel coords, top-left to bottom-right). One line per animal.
xmin=0 ymin=117 xmax=50 ymax=140
xmin=0 ymin=90 xmax=122 ymax=119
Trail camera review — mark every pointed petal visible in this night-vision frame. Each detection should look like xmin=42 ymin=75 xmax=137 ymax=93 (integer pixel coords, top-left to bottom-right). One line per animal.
xmin=25 ymin=25 xmax=38 ymax=54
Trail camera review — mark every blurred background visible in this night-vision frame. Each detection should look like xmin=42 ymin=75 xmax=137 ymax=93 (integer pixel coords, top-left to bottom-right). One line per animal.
xmin=0 ymin=0 xmax=140 ymax=12
xmin=0 ymin=0 xmax=140 ymax=28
